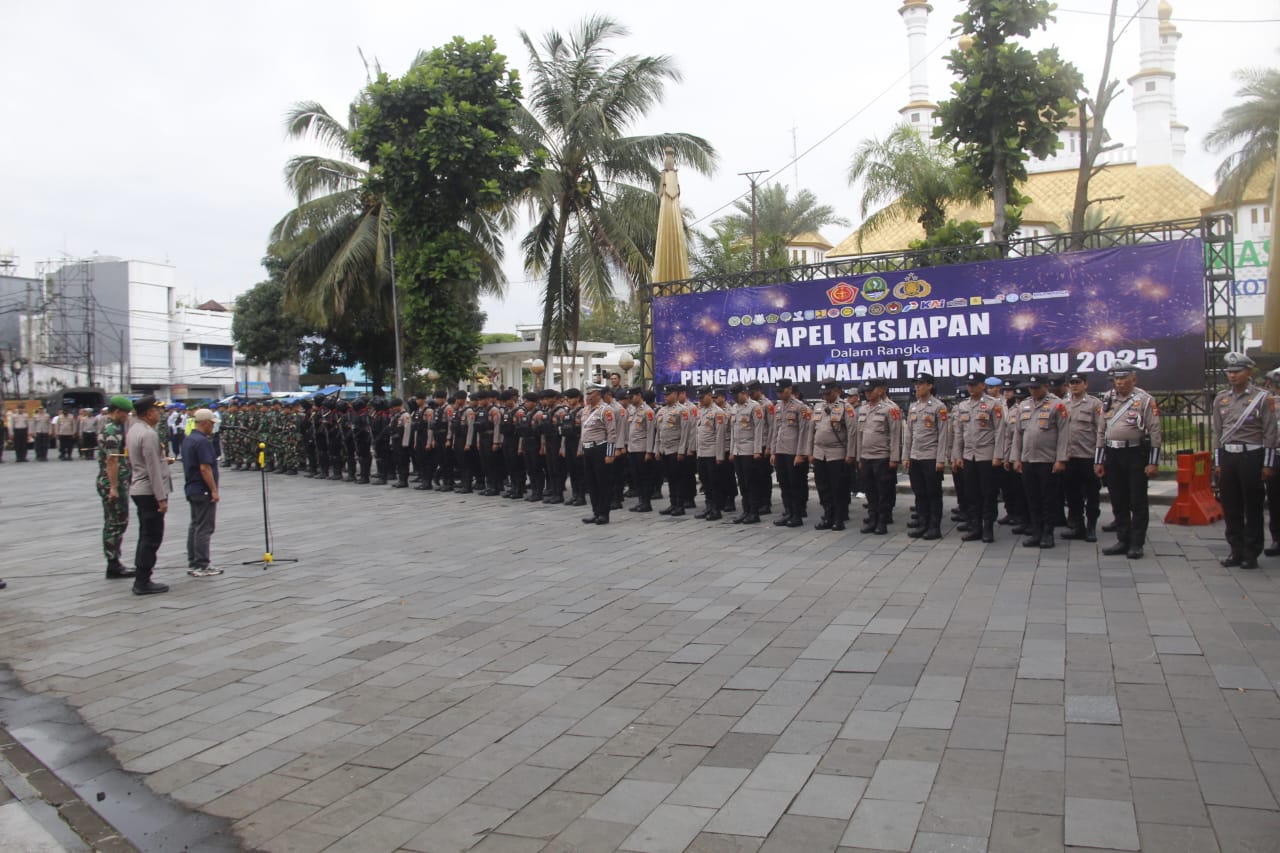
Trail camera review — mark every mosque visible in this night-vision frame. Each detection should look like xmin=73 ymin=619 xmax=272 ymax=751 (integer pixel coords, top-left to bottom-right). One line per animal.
xmin=814 ymin=0 xmax=1272 ymax=345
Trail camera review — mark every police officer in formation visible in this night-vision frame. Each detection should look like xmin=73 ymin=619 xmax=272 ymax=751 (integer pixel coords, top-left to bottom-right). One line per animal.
xmin=208 ymin=360 xmax=1280 ymax=571
xmin=1213 ymin=352 xmax=1277 ymax=570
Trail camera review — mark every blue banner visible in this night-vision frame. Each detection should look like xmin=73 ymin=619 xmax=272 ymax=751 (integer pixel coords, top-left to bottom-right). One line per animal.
xmin=653 ymin=241 xmax=1205 ymax=393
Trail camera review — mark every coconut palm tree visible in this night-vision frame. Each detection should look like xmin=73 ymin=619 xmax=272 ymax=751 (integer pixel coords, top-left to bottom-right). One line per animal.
xmin=518 ymin=15 xmax=717 ymax=371
xmin=1204 ymin=64 xmax=1280 ymax=204
xmin=718 ymin=185 xmax=848 ymax=269
xmin=848 ymin=123 xmax=982 ymax=249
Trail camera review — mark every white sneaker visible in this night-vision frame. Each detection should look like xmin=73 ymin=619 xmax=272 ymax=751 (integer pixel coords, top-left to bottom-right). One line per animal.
xmin=187 ymin=567 xmax=224 ymax=577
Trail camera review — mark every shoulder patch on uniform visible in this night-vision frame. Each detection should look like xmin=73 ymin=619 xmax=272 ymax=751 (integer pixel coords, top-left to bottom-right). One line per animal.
xmin=716 ymin=414 xmax=725 ymax=424
xmin=755 ymin=407 xmax=764 ymax=419
xmin=682 ymin=410 xmax=689 ymax=420
xmin=890 ymin=408 xmax=900 ymax=420
xmin=802 ymin=410 xmax=811 ymax=420
xmin=604 ymin=409 xmax=613 ymax=420
xmin=938 ymin=407 xmax=947 ymax=420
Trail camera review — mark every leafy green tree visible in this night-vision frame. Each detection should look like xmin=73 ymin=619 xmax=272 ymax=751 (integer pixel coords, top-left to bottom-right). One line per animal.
xmin=934 ymin=0 xmax=1083 ymax=243
xmin=578 ymin=295 xmax=642 ymax=344
xmin=231 ymin=277 xmax=311 ymax=366
xmin=518 ymin=15 xmax=717 ymax=371
xmin=908 ymin=219 xmax=989 ymax=267
xmin=353 ymin=36 xmax=532 ymax=384
xmin=720 ymin=185 xmax=847 ymax=269
xmin=691 ymin=220 xmax=753 ymax=278
xmin=1204 ymin=64 xmax=1280 ymax=203
xmin=848 ymin=123 xmax=981 ymax=248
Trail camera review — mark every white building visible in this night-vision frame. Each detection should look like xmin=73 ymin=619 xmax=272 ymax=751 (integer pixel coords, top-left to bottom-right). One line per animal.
xmin=477 ymin=325 xmax=639 ymax=391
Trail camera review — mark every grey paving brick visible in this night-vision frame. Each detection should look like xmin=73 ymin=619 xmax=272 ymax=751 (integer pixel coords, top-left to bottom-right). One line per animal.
xmin=1131 ymin=777 xmax=1210 ymax=827
xmin=668 ymin=766 xmax=750 ymax=809
xmin=1064 ymin=797 xmax=1139 ymax=851
xmin=839 ymin=710 xmax=902 ymax=742
xmin=492 ymin=789 xmax=596 ymax=840
xmin=1065 ymin=694 xmax=1121 ymax=725
xmin=1193 ymin=761 xmax=1278 ymax=810
xmin=988 ymin=810 xmax=1063 ymax=853
xmin=842 ymin=798 xmax=925 ymax=851
xmin=899 ymin=699 xmax=958 ymax=730
xmin=789 ymin=773 xmax=867 ymax=820
xmin=909 ymin=832 xmax=989 ymax=853
xmin=864 ymin=759 xmax=938 ymax=803
xmin=1210 ymin=664 xmax=1273 ymax=690
xmin=583 ymin=779 xmax=675 ymax=825
xmin=919 ymin=785 xmax=996 ymax=837
xmin=703 ymin=786 xmax=793 ymax=838
xmin=621 ymin=803 xmax=715 ymax=853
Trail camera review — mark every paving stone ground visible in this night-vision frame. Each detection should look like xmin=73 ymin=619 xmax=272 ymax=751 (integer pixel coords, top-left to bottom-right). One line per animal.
xmin=1 ymin=459 xmax=1278 ymax=853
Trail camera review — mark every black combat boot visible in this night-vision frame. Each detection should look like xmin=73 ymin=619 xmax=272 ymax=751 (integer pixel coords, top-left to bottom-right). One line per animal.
xmin=981 ymin=521 xmax=995 ymax=543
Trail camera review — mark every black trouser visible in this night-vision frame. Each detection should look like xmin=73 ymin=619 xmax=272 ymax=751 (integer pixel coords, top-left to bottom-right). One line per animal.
xmin=453 ymin=439 xmax=474 ymax=489
xmin=1105 ymin=446 xmax=1149 ymax=548
xmin=130 ymin=494 xmax=165 ymax=584
xmin=81 ymin=432 xmax=98 ymax=458
xmin=1001 ymin=465 xmax=1027 ymax=520
xmin=504 ymin=436 xmax=523 ymax=493
xmin=34 ymin=432 xmax=50 ymax=460
xmin=542 ymin=435 xmax=562 ymax=496
xmin=1021 ymin=461 xmax=1060 ymax=538
xmin=734 ymin=455 xmax=760 ymax=515
xmin=1268 ymin=474 xmax=1280 ymax=546
xmin=521 ymin=437 xmax=543 ymax=495
xmin=962 ymin=458 xmax=999 ymax=527
xmin=662 ymin=453 xmax=684 ymax=507
xmin=1220 ymin=448 xmax=1266 ymax=560
xmin=304 ymin=438 xmax=316 ymax=473
xmin=563 ymin=434 xmax=584 ymax=498
xmin=344 ymin=436 xmax=356 ymax=478
xmin=682 ymin=455 xmax=698 ymax=507
xmin=698 ymin=457 xmax=722 ymax=514
xmin=611 ymin=452 xmax=626 ymax=505
xmin=433 ymin=432 xmax=452 ymax=485
xmin=720 ymin=455 xmax=738 ymax=505
xmin=1062 ymin=457 xmax=1101 ymax=527
xmin=951 ymin=464 xmax=965 ymax=513
xmin=754 ymin=455 xmax=772 ymax=510
xmin=774 ymin=453 xmax=808 ymax=519
xmin=58 ymin=435 xmax=76 ymax=459
xmin=813 ymin=458 xmax=850 ymax=522
xmin=477 ymin=432 xmax=500 ymax=491
xmin=316 ymin=434 xmax=329 ymax=476
xmin=862 ymin=458 xmax=896 ymax=525
xmin=356 ymin=434 xmax=372 ymax=480
xmin=628 ymin=451 xmax=651 ymax=505
xmin=12 ymin=428 xmax=27 ymax=461
xmin=908 ymin=458 xmax=943 ymax=529
xmin=395 ymin=443 xmax=411 ymax=485
xmin=583 ymin=443 xmax=610 ymax=519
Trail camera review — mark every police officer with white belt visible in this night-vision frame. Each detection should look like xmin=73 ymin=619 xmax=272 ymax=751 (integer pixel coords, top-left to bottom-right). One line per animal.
xmin=1213 ymin=352 xmax=1277 ymax=570
xmin=1094 ymin=359 xmax=1162 ymax=559
xmin=578 ymin=385 xmax=618 ymax=525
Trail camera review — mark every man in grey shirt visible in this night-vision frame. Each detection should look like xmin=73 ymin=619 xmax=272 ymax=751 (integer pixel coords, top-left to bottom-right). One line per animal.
xmin=126 ymin=396 xmax=173 ymax=595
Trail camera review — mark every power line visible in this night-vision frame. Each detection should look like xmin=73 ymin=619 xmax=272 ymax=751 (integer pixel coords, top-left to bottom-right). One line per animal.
xmin=688 ymin=34 xmax=954 ymax=229
xmin=1056 ymin=6 xmax=1280 ymax=24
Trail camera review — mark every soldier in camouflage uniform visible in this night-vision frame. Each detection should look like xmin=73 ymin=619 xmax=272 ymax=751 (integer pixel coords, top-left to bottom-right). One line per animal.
xmin=221 ymin=401 xmax=240 ymax=469
xmin=97 ymin=396 xmax=136 ymax=579
xmin=155 ymin=404 xmax=171 ymax=458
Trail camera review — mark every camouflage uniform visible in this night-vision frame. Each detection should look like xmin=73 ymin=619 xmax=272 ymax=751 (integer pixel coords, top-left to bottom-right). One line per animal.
xmin=96 ymin=419 xmax=131 ymax=569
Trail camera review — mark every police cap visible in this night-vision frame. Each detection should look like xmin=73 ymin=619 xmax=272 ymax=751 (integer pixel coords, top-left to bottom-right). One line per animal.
xmin=1067 ymin=372 xmax=1088 ymax=384
xmin=696 ymin=385 xmax=713 ymax=397
xmin=776 ymin=378 xmax=794 ymax=391
xmin=728 ymin=382 xmax=747 ymax=395
xmin=819 ymin=379 xmax=843 ymax=393
xmin=1026 ymin=375 xmax=1046 ymax=387
xmin=965 ymin=371 xmax=987 ymax=385
xmin=914 ymin=373 xmax=935 ymax=384
xmin=746 ymin=379 xmax=763 ymax=391
xmin=1224 ymin=351 xmax=1256 ymax=371
xmin=1108 ymin=360 xmax=1138 ymax=377
xmin=865 ymin=377 xmax=889 ymax=389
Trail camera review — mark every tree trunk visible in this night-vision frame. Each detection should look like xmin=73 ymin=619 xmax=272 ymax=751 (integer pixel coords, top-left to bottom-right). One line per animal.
xmin=990 ymin=126 xmax=1008 ymax=250
xmin=1069 ymin=0 xmax=1120 ymax=250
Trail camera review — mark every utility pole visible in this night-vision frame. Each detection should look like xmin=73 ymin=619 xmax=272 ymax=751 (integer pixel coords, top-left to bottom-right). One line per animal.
xmin=86 ymin=279 xmax=95 ymax=388
xmin=24 ymin=283 xmax=34 ymax=397
xmin=739 ymin=170 xmax=767 ymax=272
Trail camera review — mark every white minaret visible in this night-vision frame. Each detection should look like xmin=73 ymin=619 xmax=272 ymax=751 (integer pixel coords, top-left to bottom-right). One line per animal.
xmin=898 ymin=0 xmax=937 ymax=136
xmin=1128 ymin=0 xmax=1176 ymax=166
xmin=1159 ymin=1 xmax=1187 ymax=165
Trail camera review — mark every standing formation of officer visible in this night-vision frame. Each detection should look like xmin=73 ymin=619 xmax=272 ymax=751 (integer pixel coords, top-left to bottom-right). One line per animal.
xmin=1095 ymin=360 xmax=1163 ymax=559
xmin=1213 ymin=353 xmax=1277 ymax=570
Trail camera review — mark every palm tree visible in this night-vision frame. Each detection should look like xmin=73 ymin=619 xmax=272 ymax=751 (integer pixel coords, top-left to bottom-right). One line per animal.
xmin=718 ymin=185 xmax=848 ymax=269
xmin=848 ymin=123 xmax=982 ymax=249
xmin=270 ymin=94 xmax=394 ymax=328
xmin=1204 ymin=65 xmax=1280 ymax=204
xmin=518 ymin=15 xmax=717 ymax=373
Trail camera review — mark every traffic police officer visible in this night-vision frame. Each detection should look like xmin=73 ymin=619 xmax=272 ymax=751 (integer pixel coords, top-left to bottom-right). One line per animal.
xmin=1095 ymin=359 xmax=1162 ymax=559
xmin=729 ymin=382 xmax=765 ymax=524
xmin=1213 ymin=352 xmax=1277 ymax=569
xmin=1060 ymin=372 xmax=1104 ymax=542
xmin=693 ymin=386 xmax=729 ymax=521
xmin=807 ymin=379 xmax=853 ymax=530
xmin=953 ymin=371 xmax=1003 ymax=542
xmin=626 ymin=387 xmax=656 ymax=512
xmin=852 ymin=377 xmax=901 ymax=535
xmin=578 ymin=385 xmax=618 ymax=524
xmin=1010 ymin=375 xmax=1070 ymax=548
xmin=770 ymin=378 xmax=812 ymax=527
xmin=903 ymin=373 xmax=948 ymax=540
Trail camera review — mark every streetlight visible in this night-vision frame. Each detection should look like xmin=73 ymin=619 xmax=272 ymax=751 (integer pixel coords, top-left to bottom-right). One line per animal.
xmin=529 ymin=358 xmax=545 ymax=390
xmin=617 ymin=352 xmax=635 ymax=386
xmin=317 ymin=166 xmax=404 ymax=399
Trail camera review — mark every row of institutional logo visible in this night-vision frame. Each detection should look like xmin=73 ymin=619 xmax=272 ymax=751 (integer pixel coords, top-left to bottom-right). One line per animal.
xmin=724 ymin=273 xmax=1069 ymax=328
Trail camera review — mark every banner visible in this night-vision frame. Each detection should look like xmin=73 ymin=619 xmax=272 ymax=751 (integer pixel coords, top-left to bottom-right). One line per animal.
xmin=653 ymin=240 xmax=1205 ymax=394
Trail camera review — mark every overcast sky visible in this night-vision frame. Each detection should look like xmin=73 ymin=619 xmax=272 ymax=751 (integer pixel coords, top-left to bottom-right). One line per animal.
xmin=2 ymin=1 xmax=1276 ymax=335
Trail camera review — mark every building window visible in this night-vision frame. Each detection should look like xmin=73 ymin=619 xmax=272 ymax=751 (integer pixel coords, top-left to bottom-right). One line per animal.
xmin=183 ymin=342 xmax=198 ymax=351
xmin=1252 ymin=208 xmax=1259 ymax=225
xmin=199 ymin=344 xmax=233 ymax=367
xmin=911 ymin=112 xmax=919 ymax=123
xmin=1145 ymin=81 xmax=1156 ymax=92
xmin=1265 ymin=207 xmax=1272 ymax=224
